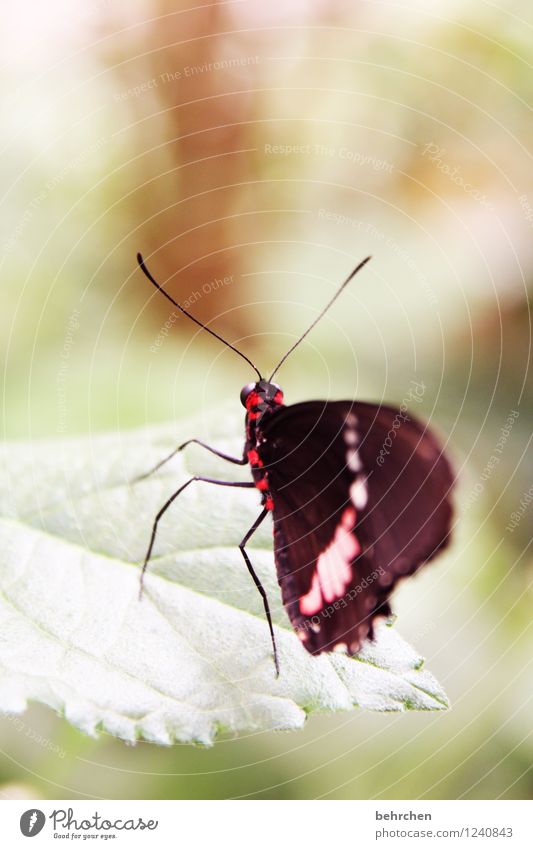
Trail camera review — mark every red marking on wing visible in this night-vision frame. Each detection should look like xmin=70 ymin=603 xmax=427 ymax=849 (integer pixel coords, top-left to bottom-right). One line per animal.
xmin=300 ymin=573 xmax=322 ymax=615
xmin=299 ymin=507 xmax=359 ymax=615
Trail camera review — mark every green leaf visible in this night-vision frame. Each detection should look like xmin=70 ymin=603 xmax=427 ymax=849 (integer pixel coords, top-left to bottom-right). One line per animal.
xmin=0 ymin=407 xmax=448 ymax=746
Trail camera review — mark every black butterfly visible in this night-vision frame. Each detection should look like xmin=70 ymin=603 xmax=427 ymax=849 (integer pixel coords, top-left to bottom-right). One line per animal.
xmin=135 ymin=254 xmax=454 ymax=675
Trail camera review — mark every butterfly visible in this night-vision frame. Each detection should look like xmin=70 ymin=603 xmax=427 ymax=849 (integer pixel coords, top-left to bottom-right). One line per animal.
xmin=135 ymin=254 xmax=454 ymax=675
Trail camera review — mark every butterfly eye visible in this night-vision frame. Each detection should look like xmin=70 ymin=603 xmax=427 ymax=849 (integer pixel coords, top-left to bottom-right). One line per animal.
xmin=240 ymin=382 xmax=257 ymax=407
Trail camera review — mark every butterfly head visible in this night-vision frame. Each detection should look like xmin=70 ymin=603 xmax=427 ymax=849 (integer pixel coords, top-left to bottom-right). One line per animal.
xmin=240 ymin=379 xmax=284 ymax=414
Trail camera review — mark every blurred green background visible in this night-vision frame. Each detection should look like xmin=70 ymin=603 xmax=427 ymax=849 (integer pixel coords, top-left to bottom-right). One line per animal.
xmin=1 ymin=0 xmax=531 ymax=800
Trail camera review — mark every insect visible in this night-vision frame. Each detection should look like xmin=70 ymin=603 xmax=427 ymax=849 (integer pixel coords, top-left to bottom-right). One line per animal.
xmin=135 ymin=253 xmax=454 ymax=676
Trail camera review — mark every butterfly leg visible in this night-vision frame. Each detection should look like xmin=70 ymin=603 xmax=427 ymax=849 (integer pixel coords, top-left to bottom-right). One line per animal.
xmin=139 ymin=476 xmax=254 ymax=598
xmin=131 ymin=440 xmax=247 ymax=484
xmin=238 ymin=509 xmax=280 ymax=677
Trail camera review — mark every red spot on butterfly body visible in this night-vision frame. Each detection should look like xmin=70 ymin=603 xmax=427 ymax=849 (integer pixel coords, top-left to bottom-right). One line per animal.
xmin=247 ymin=449 xmax=262 ymax=466
xmin=245 ymin=392 xmax=261 ymax=410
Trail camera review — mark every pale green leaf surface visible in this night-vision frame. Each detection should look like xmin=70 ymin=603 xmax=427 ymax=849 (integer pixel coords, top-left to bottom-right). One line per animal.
xmin=0 ymin=407 xmax=448 ymax=745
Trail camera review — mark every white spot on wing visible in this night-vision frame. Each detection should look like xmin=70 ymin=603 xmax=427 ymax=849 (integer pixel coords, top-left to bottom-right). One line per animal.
xmin=350 ymin=477 xmax=368 ymax=509
xmin=299 ymin=573 xmax=322 ymax=616
xmin=346 ymin=448 xmax=363 ymax=472
xmin=346 ymin=413 xmax=358 ymax=427
xmin=344 ymin=429 xmax=357 ymax=446
xmin=344 ymin=419 xmax=363 ymax=471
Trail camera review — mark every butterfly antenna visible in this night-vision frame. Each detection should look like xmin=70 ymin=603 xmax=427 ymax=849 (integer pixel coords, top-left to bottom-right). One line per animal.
xmin=268 ymin=256 xmax=372 ymax=381
xmin=137 ymin=253 xmax=262 ymax=380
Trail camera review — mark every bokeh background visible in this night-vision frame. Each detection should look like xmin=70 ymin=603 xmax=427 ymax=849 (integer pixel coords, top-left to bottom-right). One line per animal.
xmin=1 ymin=0 xmax=531 ymax=800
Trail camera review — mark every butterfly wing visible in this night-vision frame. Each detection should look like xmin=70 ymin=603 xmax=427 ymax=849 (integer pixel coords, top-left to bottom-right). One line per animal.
xmin=257 ymin=400 xmax=454 ymax=654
